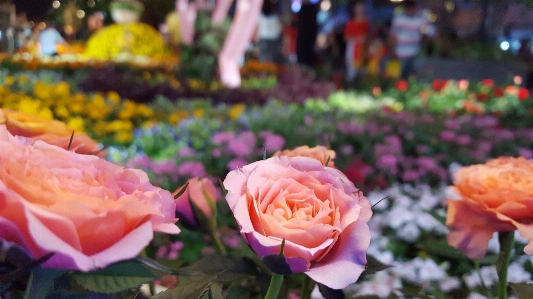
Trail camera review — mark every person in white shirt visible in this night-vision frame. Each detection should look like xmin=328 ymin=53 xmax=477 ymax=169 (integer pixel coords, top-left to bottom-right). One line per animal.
xmin=257 ymin=0 xmax=282 ymax=63
xmin=39 ymin=22 xmax=65 ymax=56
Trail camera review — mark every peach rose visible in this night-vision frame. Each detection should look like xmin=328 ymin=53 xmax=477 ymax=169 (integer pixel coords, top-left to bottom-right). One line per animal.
xmin=0 ymin=124 xmax=179 ymax=271
xmin=223 ymin=156 xmax=372 ymax=289
xmin=274 ymin=145 xmax=336 ymax=167
xmin=446 ymin=157 xmax=533 ymax=259
xmin=0 ymin=109 xmax=104 ymax=157
xmin=173 ymin=177 xmax=220 ymax=229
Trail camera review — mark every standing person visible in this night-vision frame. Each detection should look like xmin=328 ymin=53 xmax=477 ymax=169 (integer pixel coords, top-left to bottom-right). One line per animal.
xmin=296 ymin=0 xmax=318 ymax=67
xmin=39 ymin=22 xmax=65 ymax=56
xmin=389 ymin=0 xmax=435 ymax=80
xmin=343 ymin=0 xmax=369 ymax=81
xmin=257 ymin=0 xmax=282 ymax=63
xmin=518 ymin=39 xmax=533 ymax=91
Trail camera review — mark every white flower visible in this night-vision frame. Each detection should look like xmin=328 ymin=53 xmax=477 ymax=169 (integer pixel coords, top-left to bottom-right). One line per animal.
xmin=397 ymin=222 xmax=421 ymax=242
xmin=507 ymin=262 xmax=532 ymax=283
xmin=467 ymin=293 xmax=488 ymax=299
xmin=440 ymin=277 xmax=461 ymax=292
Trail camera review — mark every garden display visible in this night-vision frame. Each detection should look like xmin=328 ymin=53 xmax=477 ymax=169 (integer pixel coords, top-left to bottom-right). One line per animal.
xmin=1 ymin=64 xmax=533 ymax=299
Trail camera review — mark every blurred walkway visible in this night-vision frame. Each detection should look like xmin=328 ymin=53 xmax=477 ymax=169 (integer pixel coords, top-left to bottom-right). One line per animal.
xmin=414 ymin=57 xmax=528 ymax=84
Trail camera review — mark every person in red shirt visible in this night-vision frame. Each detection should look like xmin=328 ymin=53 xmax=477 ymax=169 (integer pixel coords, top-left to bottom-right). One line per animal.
xmin=344 ymin=0 xmax=369 ymax=81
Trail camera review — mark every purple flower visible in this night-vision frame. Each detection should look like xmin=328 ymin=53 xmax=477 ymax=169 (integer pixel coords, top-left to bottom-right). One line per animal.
xmin=456 ymin=135 xmax=472 ymax=145
xmin=417 ymin=157 xmax=436 ymax=170
xmin=377 ymin=154 xmax=398 ymax=171
xmin=178 ymin=147 xmax=196 ymax=157
xmin=440 ymin=131 xmax=455 ymax=142
xmin=228 ymin=139 xmax=253 ymax=157
xmin=152 ymin=160 xmax=178 ymax=175
xmin=519 ymin=148 xmax=533 ymax=159
xmin=212 ymin=132 xmax=234 ymax=144
xmin=444 ymin=119 xmax=461 ymax=130
xmin=402 ymin=170 xmax=421 ymax=182
xmin=178 ymin=161 xmax=207 ymax=177
xmin=228 ymin=157 xmax=248 ymax=170
xmin=259 ymin=131 xmax=285 ymax=153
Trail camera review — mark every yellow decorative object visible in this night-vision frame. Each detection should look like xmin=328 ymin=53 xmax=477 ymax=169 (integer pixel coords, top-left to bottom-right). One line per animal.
xmin=84 ymin=22 xmax=170 ymax=60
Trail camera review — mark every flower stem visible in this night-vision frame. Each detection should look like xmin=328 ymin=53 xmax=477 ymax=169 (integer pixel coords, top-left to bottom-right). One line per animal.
xmin=496 ymin=231 xmax=514 ymax=299
xmin=300 ymin=275 xmax=315 ymax=299
xmin=264 ymin=273 xmax=284 ymax=299
xmin=209 ymin=229 xmax=227 ymax=255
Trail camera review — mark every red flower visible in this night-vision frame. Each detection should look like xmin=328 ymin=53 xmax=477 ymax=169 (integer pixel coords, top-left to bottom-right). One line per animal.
xmin=493 ymin=87 xmax=504 ymax=98
xmin=517 ymin=88 xmax=530 ymax=101
xmin=395 ymin=80 xmax=409 ymax=92
xmin=476 ymin=93 xmax=490 ymax=102
xmin=432 ymin=79 xmax=446 ymax=91
xmin=481 ymin=79 xmax=494 ymax=88
xmin=343 ymin=160 xmax=372 ymax=186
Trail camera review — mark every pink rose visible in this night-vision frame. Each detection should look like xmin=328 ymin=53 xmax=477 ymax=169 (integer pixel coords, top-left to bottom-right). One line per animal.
xmin=173 ymin=177 xmax=220 ymax=229
xmin=274 ymin=145 xmax=336 ymax=167
xmin=0 ymin=125 xmax=179 ymax=271
xmin=223 ymin=156 xmax=372 ymax=289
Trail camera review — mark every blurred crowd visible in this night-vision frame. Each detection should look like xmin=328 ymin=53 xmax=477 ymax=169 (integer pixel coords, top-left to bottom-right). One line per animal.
xmin=253 ymin=0 xmax=436 ymax=82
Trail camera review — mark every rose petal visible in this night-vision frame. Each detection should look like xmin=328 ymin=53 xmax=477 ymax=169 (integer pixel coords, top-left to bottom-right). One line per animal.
xmin=305 ymin=219 xmax=370 ymax=289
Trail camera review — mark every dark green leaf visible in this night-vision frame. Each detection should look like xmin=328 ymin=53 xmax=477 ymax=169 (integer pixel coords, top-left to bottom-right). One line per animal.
xmin=226 ymin=285 xmax=251 ymax=299
xmin=23 ymin=268 xmax=66 ymax=299
xmin=135 ymin=256 xmax=198 ymax=276
xmin=209 ymin=283 xmax=223 ymax=299
xmin=318 ymin=283 xmax=345 ymax=299
xmin=217 ymin=177 xmax=227 ymax=197
xmin=71 ymin=260 xmax=159 ymax=294
xmin=510 ymin=283 xmax=533 ymax=299
xmin=417 ymin=239 xmax=469 ymax=260
xmin=173 ymin=182 xmax=189 ymax=199
xmin=180 ymin=254 xmax=259 ymax=282
xmin=364 ymin=254 xmax=392 ymax=275
xmin=151 ymin=271 xmax=222 ymax=299
xmin=67 ymin=131 xmax=74 ymax=151
xmin=426 ymin=210 xmax=446 ymax=225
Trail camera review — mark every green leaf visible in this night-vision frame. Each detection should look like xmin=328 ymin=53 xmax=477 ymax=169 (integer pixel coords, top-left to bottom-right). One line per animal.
xmin=209 ymin=283 xmax=224 ymax=299
xmin=24 ymin=268 xmax=66 ymax=299
xmin=151 ymin=271 xmax=222 ymax=299
xmin=364 ymin=254 xmax=392 ymax=275
xmin=71 ymin=260 xmax=159 ymax=294
xmin=226 ymin=285 xmax=252 ymax=299
xmin=510 ymin=283 xmax=533 ymax=299
xmin=180 ymin=254 xmax=259 ymax=282
xmin=217 ymin=177 xmax=227 ymax=197
xmin=417 ymin=239 xmax=469 ymax=260
xmin=135 ymin=256 xmax=198 ymax=276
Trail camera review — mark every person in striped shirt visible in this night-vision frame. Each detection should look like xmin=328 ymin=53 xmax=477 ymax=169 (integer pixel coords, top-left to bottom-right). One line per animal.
xmin=390 ymin=0 xmax=435 ymax=79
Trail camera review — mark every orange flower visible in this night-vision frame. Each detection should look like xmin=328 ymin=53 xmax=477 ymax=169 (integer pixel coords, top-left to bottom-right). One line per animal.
xmin=446 ymin=157 xmax=533 ymax=259
xmin=274 ymin=145 xmax=336 ymax=167
xmin=0 ymin=109 xmax=104 ymax=157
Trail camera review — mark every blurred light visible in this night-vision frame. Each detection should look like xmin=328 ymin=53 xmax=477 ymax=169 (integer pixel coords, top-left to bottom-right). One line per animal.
xmin=309 ymin=0 xmax=319 ymax=3
xmin=291 ymin=1 xmax=301 ymax=12
xmin=458 ymin=79 xmax=469 ymax=90
xmin=514 ymin=76 xmax=523 ymax=85
xmin=77 ymin=10 xmax=86 ymax=18
xmin=87 ymin=0 xmax=96 ymax=7
xmin=316 ymin=33 xmax=327 ymax=49
xmin=38 ymin=22 xmax=46 ymax=30
xmin=29 ymin=21 xmax=34 ymax=27
xmin=428 ymin=13 xmax=437 ymax=22
xmin=444 ymin=1 xmax=455 ymax=12
xmin=372 ymin=87 xmax=382 ymax=96
xmin=64 ymin=25 xmax=75 ymax=35
xmin=320 ymin=0 xmax=331 ymax=11
xmin=390 ymin=0 xmax=403 ymax=2
xmin=52 ymin=0 xmax=60 ymax=8
xmin=500 ymin=41 xmax=510 ymax=51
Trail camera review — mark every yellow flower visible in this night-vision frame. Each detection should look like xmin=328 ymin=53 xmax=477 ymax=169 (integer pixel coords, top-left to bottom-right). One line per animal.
xmin=17 ymin=98 xmax=41 ymax=115
xmin=136 ymin=104 xmax=153 ymax=117
xmin=107 ymin=91 xmax=121 ymax=106
xmin=55 ymin=105 xmax=70 ymax=119
xmin=229 ymin=104 xmax=245 ymax=120
xmin=37 ymin=108 xmax=54 ymax=120
xmin=118 ymin=101 xmax=136 ymax=119
xmin=115 ymin=130 xmax=133 ymax=143
xmin=67 ymin=117 xmax=85 ymax=133
xmin=193 ymin=108 xmax=204 ymax=118
xmin=18 ymin=75 xmax=28 ymax=84
xmin=54 ymin=82 xmax=71 ymax=97
xmin=5 ymin=76 xmax=14 ymax=86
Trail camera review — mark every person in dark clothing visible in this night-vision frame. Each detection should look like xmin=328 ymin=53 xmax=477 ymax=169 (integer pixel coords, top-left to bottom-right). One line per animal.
xmin=296 ymin=1 xmax=318 ymax=66
xmin=518 ymin=39 xmax=533 ymax=91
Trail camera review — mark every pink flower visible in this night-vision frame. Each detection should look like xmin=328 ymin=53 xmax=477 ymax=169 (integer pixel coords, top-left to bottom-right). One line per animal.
xmin=259 ymin=131 xmax=285 ymax=153
xmin=178 ymin=161 xmax=207 ymax=178
xmin=274 ymin=145 xmax=336 ymax=167
xmin=223 ymin=156 xmax=372 ymax=289
xmin=228 ymin=157 xmax=248 ymax=170
xmin=173 ymin=177 xmax=220 ymax=229
xmin=0 ymin=124 xmax=179 ymax=271
xmin=440 ymin=131 xmax=455 ymax=142
xmin=212 ymin=132 xmax=234 ymax=144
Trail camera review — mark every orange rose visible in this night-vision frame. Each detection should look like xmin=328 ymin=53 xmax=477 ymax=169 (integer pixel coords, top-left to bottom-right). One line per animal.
xmin=274 ymin=145 xmax=336 ymax=167
xmin=0 ymin=124 xmax=179 ymax=271
xmin=446 ymin=157 xmax=533 ymax=259
xmin=0 ymin=109 xmax=104 ymax=157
